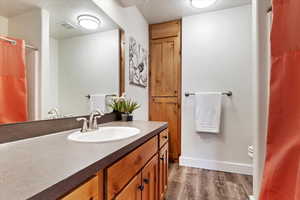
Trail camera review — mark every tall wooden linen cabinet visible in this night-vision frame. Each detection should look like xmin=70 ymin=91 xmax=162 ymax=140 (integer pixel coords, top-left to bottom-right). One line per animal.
xmin=149 ymin=20 xmax=181 ymax=161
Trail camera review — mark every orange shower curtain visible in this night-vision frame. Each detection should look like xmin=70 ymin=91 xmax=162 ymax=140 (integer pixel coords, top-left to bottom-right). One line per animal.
xmin=260 ymin=0 xmax=300 ymax=199
xmin=0 ymin=36 xmax=28 ymax=124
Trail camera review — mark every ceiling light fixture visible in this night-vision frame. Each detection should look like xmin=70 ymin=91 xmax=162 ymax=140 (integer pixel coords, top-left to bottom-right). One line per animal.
xmin=77 ymin=15 xmax=100 ymax=30
xmin=190 ymin=0 xmax=217 ymax=8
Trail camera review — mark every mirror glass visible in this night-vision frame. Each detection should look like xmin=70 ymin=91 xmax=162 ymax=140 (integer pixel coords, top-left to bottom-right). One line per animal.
xmin=0 ymin=0 xmax=122 ymax=124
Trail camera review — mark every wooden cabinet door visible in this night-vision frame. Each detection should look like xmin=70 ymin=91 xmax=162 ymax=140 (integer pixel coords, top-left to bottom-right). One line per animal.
xmin=150 ymin=20 xmax=180 ymax=40
xmin=107 ymin=137 xmax=157 ymax=199
xmin=142 ymin=154 xmax=159 ymax=200
xmin=115 ymin=173 xmax=142 ymax=200
xmin=150 ymin=97 xmax=180 ymax=160
xmin=61 ymin=176 xmax=99 ymax=200
xmin=150 ymin=21 xmax=181 ymax=161
xmin=150 ymin=37 xmax=180 ymax=97
xmin=159 ymin=144 xmax=169 ymax=200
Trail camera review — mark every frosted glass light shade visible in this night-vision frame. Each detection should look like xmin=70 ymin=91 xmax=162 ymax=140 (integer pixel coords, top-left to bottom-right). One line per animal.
xmin=191 ymin=0 xmax=218 ymax=8
xmin=78 ymin=15 xmax=100 ymax=30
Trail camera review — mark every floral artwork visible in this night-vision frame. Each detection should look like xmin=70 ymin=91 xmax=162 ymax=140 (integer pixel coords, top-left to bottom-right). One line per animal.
xmin=129 ymin=37 xmax=148 ymax=87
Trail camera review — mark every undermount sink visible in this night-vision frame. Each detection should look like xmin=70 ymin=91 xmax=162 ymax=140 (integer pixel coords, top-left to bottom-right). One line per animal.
xmin=68 ymin=127 xmax=140 ymax=143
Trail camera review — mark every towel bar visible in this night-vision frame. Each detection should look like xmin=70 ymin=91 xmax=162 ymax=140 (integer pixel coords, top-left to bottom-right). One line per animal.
xmin=184 ymin=91 xmax=232 ymax=97
xmin=85 ymin=94 xmax=117 ymax=99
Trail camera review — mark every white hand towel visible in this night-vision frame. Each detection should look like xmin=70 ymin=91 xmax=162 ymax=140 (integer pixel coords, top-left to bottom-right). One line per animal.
xmin=90 ymin=94 xmax=106 ymax=113
xmin=105 ymin=95 xmax=116 ymax=113
xmin=195 ymin=92 xmax=222 ymax=133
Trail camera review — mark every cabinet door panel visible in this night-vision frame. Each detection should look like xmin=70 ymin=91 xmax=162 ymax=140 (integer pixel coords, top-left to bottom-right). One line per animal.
xmin=150 ymin=37 xmax=180 ymax=97
xmin=159 ymin=144 xmax=169 ymax=200
xmin=150 ymin=31 xmax=181 ymax=161
xmin=61 ymin=176 xmax=99 ymax=200
xmin=107 ymin=137 xmax=157 ymax=199
xmin=142 ymin=155 xmax=159 ymax=200
xmin=150 ymin=20 xmax=180 ymax=39
xmin=150 ymin=41 xmax=163 ymax=96
xmin=115 ymin=173 xmax=142 ymax=200
xmin=150 ymin=97 xmax=179 ymax=160
xmin=162 ymin=39 xmax=179 ymax=97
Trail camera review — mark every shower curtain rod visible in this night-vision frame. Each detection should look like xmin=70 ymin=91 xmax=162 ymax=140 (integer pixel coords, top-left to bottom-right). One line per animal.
xmin=0 ymin=36 xmax=38 ymax=51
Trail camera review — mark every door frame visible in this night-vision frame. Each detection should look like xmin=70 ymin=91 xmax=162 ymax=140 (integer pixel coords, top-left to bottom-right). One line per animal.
xmin=119 ymin=29 xmax=125 ymax=96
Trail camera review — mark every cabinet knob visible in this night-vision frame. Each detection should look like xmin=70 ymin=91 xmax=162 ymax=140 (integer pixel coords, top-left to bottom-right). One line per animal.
xmin=143 ymin=178 xmax=150 ymax=184
xmin=160 ymin=157 xmax=164 ymax=161
xmin=163 ymin=136 xmax=168 ymax=139
xmin=138 ymin=185 xmax=144 ymax=191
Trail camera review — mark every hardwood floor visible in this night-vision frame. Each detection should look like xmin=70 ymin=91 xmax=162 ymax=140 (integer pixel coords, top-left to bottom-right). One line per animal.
xmin=166 ymin=163 xmax=253 ymax=200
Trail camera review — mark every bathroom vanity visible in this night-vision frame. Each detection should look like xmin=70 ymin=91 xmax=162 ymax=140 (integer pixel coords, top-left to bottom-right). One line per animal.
xmin=0 ymin=121 xmax=168 ymax=200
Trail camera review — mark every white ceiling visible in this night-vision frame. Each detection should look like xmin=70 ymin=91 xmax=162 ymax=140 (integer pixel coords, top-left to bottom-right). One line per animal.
xmin=0 ymin=0 xmax=119 ymax=39
xmin=119 ymin=0 xmax=251 ymax=24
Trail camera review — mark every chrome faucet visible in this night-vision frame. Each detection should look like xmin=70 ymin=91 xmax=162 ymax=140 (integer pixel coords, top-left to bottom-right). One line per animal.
xmin=77 ymin=118 xmax=89 ymax=133
xmin=76 ymin=110 xmax=104 ymax=133
xmin=89 ymin=109 xmax=104 ymax=130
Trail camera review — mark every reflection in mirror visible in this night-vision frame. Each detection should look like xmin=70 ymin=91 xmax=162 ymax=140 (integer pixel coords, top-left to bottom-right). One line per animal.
xmin=0 ymin=0 xmax=122 ymax=125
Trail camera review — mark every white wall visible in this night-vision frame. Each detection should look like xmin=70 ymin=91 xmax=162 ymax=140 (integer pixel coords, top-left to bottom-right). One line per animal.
xmin=0 ymin=16 xmax=8 ymax=35
xmin=40 ymin=10 xmax=50 ymax=119
xmin=58 ymin=29 xmax=119 ymax=116
xmin=48 ymin=37 xmax=59 ymax=111
xmin=92 ymin=0 xmax=149 ymax=120
xmin=180 ymin=5 xmax=253 ymax=175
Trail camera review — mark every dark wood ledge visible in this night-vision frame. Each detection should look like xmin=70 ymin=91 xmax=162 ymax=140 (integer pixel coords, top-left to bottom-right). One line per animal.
xmin=0 ymin=113 xmax=118 ymax=144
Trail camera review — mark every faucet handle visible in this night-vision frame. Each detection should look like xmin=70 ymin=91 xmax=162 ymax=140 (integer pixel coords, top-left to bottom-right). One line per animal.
xmin=77 ymin=118 xmax=88 ymax=133
xmin=93 ymin=116 xmax=102 ymax=130
xmin=48 ymin=108 xmax=59 ymax=114
xmin=48 ymin=108 xmax=60 ymax=119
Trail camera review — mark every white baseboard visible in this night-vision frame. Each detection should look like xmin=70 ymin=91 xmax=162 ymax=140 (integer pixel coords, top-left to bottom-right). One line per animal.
xmin=179 ymin=156 xmax=253 ymax=175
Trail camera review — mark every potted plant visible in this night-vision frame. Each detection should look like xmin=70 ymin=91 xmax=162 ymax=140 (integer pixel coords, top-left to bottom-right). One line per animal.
xmin=109 ymin=95 xmax=140 ymax=121
xmin=109 ymin=95 xmax=126 ymax=120
xmin=122 ymin=99 xmax=140 ymax=121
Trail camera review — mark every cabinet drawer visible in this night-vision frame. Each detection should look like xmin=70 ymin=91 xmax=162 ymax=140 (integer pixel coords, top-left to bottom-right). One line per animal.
xmin=61 ymin=176 xmax=98 ymax=200
xmin=159 ymin=129 xmax=168 ymax=149
xmin=107 ymin=136 xmax=158 ymax=199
